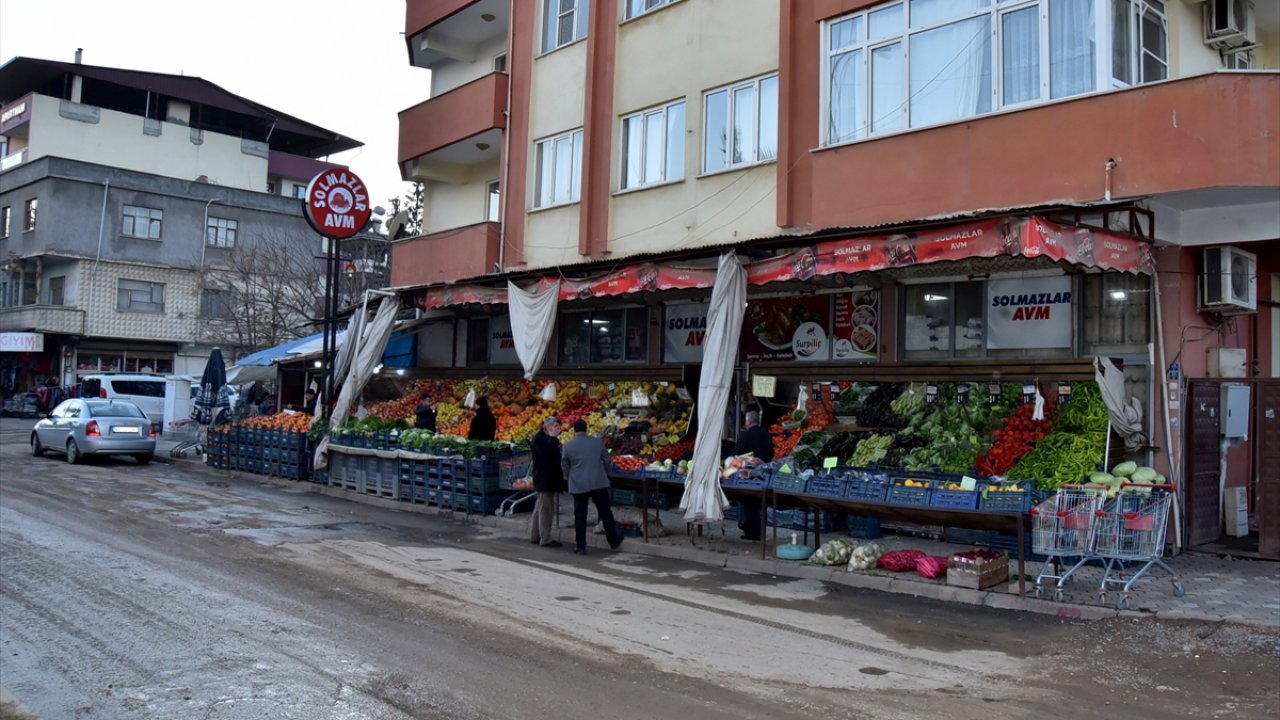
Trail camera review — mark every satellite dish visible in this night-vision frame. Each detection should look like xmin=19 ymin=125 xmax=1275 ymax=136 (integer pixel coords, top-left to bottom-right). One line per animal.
xmin=386 ymin=211 xmax=410 ymax=240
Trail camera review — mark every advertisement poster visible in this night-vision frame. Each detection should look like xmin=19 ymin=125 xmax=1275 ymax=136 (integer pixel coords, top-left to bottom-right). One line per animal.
xmin=487 ymin=314 xmax=520 ymax=364
xmin=663 ymin=301 xmax=709 ymax=363
xmin=831 ymin=290 xmax=879 ymax=360
xmin=742 ymin=295 xmax=831 ymax=362
xmin=986 ymin=276 xmax=1073 ymax=349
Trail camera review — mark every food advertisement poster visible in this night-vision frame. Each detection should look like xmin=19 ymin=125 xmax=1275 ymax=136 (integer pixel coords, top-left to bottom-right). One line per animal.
xmin=986 ymin=276 xmax=1073 ymax=349
xmin=663 ymin=301 xmax=708 ymax=363
xmin=831 ymin=290 xmax=879 ymax=360
xmin=742 ymin=295 xmax=831 ymax=362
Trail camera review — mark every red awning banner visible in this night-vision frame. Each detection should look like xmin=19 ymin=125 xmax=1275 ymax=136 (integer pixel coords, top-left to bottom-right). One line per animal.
xmin=407 ymin=216 xmax=1153 ymax=309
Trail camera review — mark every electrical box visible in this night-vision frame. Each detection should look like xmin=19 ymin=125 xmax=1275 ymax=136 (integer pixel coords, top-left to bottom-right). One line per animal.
xmin=1207 ymin=347 xmax=1247 ymax=378
xmin=1221 ymin=383 xmax=1250 ymax=438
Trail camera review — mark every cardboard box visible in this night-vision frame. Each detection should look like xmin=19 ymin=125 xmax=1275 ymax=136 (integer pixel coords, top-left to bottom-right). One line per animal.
xmin=1224 ymin=486 xmax=1248 ymax=513
xmin=1226 ymin=506 xmax=1249 ymax=538
xmin=947 ymin=551 xmax=1009 ymax=590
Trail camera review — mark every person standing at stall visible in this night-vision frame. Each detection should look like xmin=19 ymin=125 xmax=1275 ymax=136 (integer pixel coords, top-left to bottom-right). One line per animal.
xmin=468 ymin=396 xmax=497 ymax=441
xmin=529 ymin=415 xmax=565 ymax=547
xmin=414 ymin=397 xmax=437 ymax=432
xmin=732 ymin=410 xmax=774 ymax=541
xmin=561 ymin=419 xmax=623 ymax=555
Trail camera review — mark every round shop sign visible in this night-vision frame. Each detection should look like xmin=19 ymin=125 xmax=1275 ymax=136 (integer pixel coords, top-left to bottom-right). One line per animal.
xmin=791 ymin=321 xmax=828 ymax=361
xmin=303 ymin=170 xmax=371 ymax=239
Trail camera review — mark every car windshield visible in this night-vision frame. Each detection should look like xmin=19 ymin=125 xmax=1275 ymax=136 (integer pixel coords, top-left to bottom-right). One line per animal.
xmin=87 ymin=402 xmax=146 ymax=418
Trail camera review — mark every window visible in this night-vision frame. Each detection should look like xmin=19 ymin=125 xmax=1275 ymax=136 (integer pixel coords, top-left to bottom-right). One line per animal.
xmin=486 ymin=180 xmax=501 ymax=221
xmin=1 ymin=206 xmax=9 ymax=238
xmin=1081 ymin=272 xmax=1150 ymax=352
xmin=1112 ymin=0 xmax=1167 ymax=86
xmin=559 ymin=308 xmax=649 ymax=364
xmin=467 ymin=317 xmax=490 ymax=363
xmin=48 ymin=276 xmax=65 ymax=306
xmin=493 ymin=53 xmax=507 ymax=72
xmin=822 ymin=1 xmax=1167 ymax=144
xmin=122 ymin=205 xmax=163 ymax=239
xmin=534 ymin=128 xmax=584 ymax=208
xmin=266 ymin=181 xmax=277 ymax=194
xmin=621 ymin=100 xmax=686 ymax=190
xmin=626 ymin=0 xmax=679 ymax=20
xmin=206 ymin=217 xmax=238 ymax=248
xmin=116 ymin=278 xmax=165 ymax=313
xmin=109 ymin=381 xmax=164 ymax=398
xmin=703 ymin=74 xmax=778 ymax=173
xmin=23 ymin=198 xmax=37 ymax=231
xmin=201 ymin=288 xmax=234 ymax=319
xmin=902 ymin=281 xmax=985 ymax=360
xmin=293 ymin=185 xmax=308 ymax=199
xmin=543 ymin=0 xmax=590 ymax=53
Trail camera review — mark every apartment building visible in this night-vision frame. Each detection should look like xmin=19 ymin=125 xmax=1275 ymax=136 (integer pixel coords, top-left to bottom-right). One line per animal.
xmin=393 ymin=1 xmax=1279 ymax=554
xmin=0 ymin=55 xmax=363 ymax=399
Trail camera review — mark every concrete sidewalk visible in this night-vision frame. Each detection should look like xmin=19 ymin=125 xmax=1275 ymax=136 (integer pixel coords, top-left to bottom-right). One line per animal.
xmin=158 ymin=440 xmax=1280 ymax=629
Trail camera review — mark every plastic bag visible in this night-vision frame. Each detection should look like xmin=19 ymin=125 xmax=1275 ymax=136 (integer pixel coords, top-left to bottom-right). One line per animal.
xmin=463 ymin=388 xmax=477 ymax=409
xmin=540 ymin=383 xmax=557 ymax=402
xmin=916 ymin=555 xmax=948 ymax=579
xmin=808 ymin=538 xmax=856 ymax=566
xmin=877 ymin=549 xmax=926 ymax=572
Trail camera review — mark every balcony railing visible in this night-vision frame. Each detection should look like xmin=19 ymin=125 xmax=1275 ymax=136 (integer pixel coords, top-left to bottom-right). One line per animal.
xmin=390 ymin=222 xmax=500 ymax=287
xmin=398 ymin=72 xmax=507 ymax=172
xmin=0 ymin=304 xmax=85 ymax=335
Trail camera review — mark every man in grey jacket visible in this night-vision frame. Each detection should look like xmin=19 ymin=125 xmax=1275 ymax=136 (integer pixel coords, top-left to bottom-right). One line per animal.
xmin=560 ymin=419 xmax=623 ymax=555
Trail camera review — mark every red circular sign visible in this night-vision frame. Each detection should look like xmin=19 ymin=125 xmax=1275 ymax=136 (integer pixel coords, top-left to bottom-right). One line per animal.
xmin=303 ymin=170 xmax=372 ymax=240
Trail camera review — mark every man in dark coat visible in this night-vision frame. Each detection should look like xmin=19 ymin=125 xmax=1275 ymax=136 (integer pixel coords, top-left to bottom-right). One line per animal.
xmin=468 ymin=396 xmax=497 ymax=441
xmin=414 ymin=398 xmax=437 ymax=432
xmin=560 ymin=419 xmax=623 ymax=555
xmin=529 ymin=416 xmax=564 ymax=547
xmin=732 ymin=410 xmax=774 ymax=541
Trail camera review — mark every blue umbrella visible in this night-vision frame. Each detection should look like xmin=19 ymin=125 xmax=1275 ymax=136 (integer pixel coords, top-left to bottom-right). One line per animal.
xmin=193 ymin=347 xmax=228 ymax=425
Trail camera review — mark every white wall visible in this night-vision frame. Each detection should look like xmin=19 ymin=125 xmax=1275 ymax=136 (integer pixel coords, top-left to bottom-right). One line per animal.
xmin=431 ymin=35 xmax=509 ymax=96
xmin=417 ymin=320 xmax=456 ymax=366
xmin=423 ymin=158 xmax=500 ymax=233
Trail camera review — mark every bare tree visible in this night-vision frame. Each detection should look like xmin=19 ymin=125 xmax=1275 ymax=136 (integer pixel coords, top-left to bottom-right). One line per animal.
xmin=385 ymin=182 xmax=424 ymax=237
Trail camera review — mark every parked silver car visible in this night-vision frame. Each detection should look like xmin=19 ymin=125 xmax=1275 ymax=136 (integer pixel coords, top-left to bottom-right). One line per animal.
xmin=31 ymin=399 xmax=157 ymax=464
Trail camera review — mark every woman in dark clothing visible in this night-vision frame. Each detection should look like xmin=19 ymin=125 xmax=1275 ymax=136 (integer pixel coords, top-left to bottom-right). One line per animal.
xmin=468 ymin=396 xmax=497 ymax=441
xmin=414 ymin=399 xmax=437 ymax=432
xmin=528 ymin=415 xmax=565 ymax=547
xmin=732 ymin=410 xmax=774 ymax=542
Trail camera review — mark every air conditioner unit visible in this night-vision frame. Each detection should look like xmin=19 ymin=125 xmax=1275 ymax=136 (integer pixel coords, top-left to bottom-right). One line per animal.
xmin=1204 ymin=0 xmax=1258 ymax=51
xmin=1200 ymin=246 xmax=1257 ymax=315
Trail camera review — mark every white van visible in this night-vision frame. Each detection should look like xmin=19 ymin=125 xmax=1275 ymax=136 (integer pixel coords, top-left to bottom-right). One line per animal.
xmin=78 ymin=374 xmax=166 ymax=427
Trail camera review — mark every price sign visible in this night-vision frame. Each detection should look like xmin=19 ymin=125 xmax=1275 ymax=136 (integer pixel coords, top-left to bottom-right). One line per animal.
xmin=1057 ymin=382 xmax=1072 ymax=406
xmin=957 ymin=383 xmax=970 ymax=405
xmin=823 ymin=456 xmax=839 ymax=470
xmin=925 ymin=384 xmax=939 ymax=405
xmin=1022 ymin=383 xmax=1036 ymax=404
xmin=988 ymin=383 xmax=1002 ymax=404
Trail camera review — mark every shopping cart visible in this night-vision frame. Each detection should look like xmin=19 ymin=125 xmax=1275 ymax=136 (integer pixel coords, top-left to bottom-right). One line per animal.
xmin=1031 ymin=485 xmax=1108 ymax=600
xmin=497 ymin=454 xmax=537 ymax=517
xmin=167 ymin=418 xmax=207 ymax=458
xmin=1093 ymin=483 xmax=1184 ymax=609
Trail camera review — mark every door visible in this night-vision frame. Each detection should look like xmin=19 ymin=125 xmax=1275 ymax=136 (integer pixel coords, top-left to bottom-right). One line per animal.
xmin=1257 ymin=381 xmax=1280 ymax=557
xmin=1186 ymin=381 xmax=1222 ymax=546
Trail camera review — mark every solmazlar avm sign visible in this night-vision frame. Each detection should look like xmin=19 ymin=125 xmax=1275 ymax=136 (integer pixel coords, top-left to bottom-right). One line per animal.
xmin=303 ymin=170 xmax=371 ymax=240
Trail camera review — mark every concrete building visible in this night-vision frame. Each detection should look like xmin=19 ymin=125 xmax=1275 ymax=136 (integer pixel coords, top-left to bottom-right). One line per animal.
xmin=0 ymin=55 xmax=362 ymax=402
xmin=394 ymin=1 xmax=1277 ymax=555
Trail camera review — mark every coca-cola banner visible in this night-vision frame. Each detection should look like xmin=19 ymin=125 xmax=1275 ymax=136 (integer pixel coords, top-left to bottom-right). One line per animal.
xmin=663 ymin=301 xmax=709 ymax=363
xmin=986 ymin=276 xmax=1073 ymax=349
xmin=831 ymin=290 xmax=879 ymax=360
xmin=815 ymin=218 xmax=1019 ymax=275
xmin=1022 ymin=217 xmax=1154 ymax=274
xmin=742 ymin=295 xmax=831 ymax=362
xmin=655 ymin=264 xmax=717 ymax=291
xmin=746 ymin=248 xmax=817 ymax=285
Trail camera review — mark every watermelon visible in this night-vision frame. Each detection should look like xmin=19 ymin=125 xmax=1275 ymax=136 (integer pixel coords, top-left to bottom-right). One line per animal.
xmin=1112 ymin=461 xmax=1138 ymax=478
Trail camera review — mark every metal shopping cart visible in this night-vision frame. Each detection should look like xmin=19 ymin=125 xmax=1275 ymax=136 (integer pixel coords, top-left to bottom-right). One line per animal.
xmin=1093 ymin=483 xmax=1184 ymax=609
xmin=1031 ymin=485 xmax=1109 ymax=601
xmin=167 ymin=417 xmax=207 ymax=458
xmin=497 ymin=454 xmax=538 ymax=518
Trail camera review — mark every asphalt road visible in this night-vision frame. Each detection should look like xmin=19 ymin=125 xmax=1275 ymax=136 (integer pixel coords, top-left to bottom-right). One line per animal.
xmin=1 ymin=417 xmax=1277 ymax=719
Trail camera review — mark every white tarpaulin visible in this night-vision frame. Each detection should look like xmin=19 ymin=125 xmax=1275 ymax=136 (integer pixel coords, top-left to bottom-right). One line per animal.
xmin=314 ymin=295 xmax=399 ymax=469
xmin=318 ymin=311 xmax=364 ymax=422
xmin=507 ymin=280 xmax=559 ymax=379
xmin=1094 ymin=356 xmax=1146 ymax=449
xmin=680 ymin=253 xmax=746 ymax=523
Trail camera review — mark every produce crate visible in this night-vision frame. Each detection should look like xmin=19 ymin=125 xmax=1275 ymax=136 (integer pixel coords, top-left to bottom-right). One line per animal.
xmin=845 ymin=477 xmax=889 ymax=503
xmin=611 ymin=488 xmax=641 ymax=506
xmin=398 ymin=458 xmax=428 ymax=484
xmin=466 ymin=492 xmax=507 ymax=515
xmin=980 ymin=488 xmax=1033 ymax=513
xmin=467 ymin=457 xmax=501 ymax=478
xmin=943 ymin=527 xmax=994 ymax=546
xmin=885 ymin=480 xmax=933 ymax=507
xmin=722 ymin=472 xmax=769 ymax=490
xmin=846 ymin=515 xmax=883 ymax=539
xmin=946 ymin=550 xmax=1010 ymax=590
xmin=931 ymin=488 xmax=979 ymax=510
xmin=770 ymin=471 xmax=807 ymax=494
xmin=428 ymin=489 xmax=453 ymax=508
xmin=804 ymin=476 xmax=847 ymax=498
xmin=405 ymin=483 xmax=429 ymax=504
xmin=460 ymin=475 xmax=502 ymax=495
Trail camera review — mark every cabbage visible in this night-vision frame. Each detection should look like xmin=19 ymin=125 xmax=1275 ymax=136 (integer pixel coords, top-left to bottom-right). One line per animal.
xmin=1089 ymin=472 xmax=1115 ymax=485
xmin=1131 ymin=466 xmax=1158 ymax=483
xmin=1112 ymin=461 xmax=1138 ymax=478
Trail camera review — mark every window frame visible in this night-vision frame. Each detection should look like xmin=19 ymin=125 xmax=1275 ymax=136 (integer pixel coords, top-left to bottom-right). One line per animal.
xmin=624 ymin=0 xmax=680 ymax=21
xmin=48 ymin=276 xmax=65 ymax=306
xmin=485 ymin=179 xmax=501 ymax=221
xmin=23 ymin=198 xmax=37 ymax=231
xmin=533 ymin=128 xmax=585 ymax=209
xmin=116 ymin=278 xmax=166 ymax=314
xmin=620 ymin=99 xmax=686 ymax=191
xmin=200 ymin=287 xmax=234 ymax=319
xmin=542 ymin=0 xmax=590 ymax=54
xmin=206 ymin=216 xmax=238 ymax=248
xmin=558 ymin=307 xmax=650 ymax=365
xmin=0 ymin=206 xmax=9 ymax=238
xmin=121 ymin=205 xmax=163 ymax=240
xmin=1111 ymin=0 xmax=1168 ymax=87
xmin=292 ymin=185 xmax=308 ymax=199
xmin=702 ymin=73 xmax=779 ymax=174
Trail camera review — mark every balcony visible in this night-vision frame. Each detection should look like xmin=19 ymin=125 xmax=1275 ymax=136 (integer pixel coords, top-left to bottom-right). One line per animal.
xmin=390 ymin=222 xmax=500 ymax=286
xmin=398 ymin=72 xmax=507 ymax=182
xmin=0 ymin=304 xmax=85 ymax=335
xmin=792 ymin=72 xmax=1280 ymax=231
xmin=405 ymin=0 xmax=510 ymax=69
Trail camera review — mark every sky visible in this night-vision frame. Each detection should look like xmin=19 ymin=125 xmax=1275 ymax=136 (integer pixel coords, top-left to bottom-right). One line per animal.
xmin=0 ymin=0 xmax=425 ymax=207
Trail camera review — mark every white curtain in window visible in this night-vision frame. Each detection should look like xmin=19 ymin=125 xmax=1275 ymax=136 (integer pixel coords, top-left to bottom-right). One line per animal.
xmin=910 ymin=16 xmax=992 ymax=128
xmin=827 ymin=18 xmax=862 ymax=144
xmin=1002 ymin=6 xmax=1039 ymax=105
xmin=1050 ymin=0 xmax=1096 ymax=98
xmin=507 ymin=280 xmax=560 ymax=379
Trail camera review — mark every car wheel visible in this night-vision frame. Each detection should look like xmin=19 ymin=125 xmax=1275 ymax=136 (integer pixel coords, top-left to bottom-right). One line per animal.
xmin=31 ymin=433 xmax=45 ymax=457
xmin=66 ymin=438 xmax=81 ymax=464
xmin=135 ymin=453 xmax=153 ymax=465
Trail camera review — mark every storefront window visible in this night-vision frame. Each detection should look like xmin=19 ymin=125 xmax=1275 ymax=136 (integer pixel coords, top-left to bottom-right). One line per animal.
xmin=1081 ymin=272 xmax=1151 ymax=353
xmin=560 ymin=308 xmax=648 ymax=365
xmin=903 ymin=282 xmax=983 ymax=359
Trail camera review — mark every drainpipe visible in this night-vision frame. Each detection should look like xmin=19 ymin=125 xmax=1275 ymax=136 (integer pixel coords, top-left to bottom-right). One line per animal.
xmin=496 ymin=0 xmax=515 ymax=274
xmin=1103 ymin=158 xmax=1117 ymax=202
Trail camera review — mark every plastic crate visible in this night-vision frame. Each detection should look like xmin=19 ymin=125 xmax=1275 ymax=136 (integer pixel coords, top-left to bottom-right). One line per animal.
xmin=460 ymin=475 xmax=502 ymax=495
xmin=980 ymin=488 xmax=1033 ymax=513
xmin=931 ymin=488 xmax=979 ymax=510
xmin=468 ymin=458 xmax=501 ymax=478
xmin=804 ymin=476 xmax=847 ymax=498
xmin=611 ymin=488 xmax=641 ymax=506
xmin=770 ymin=471 xmax=807 ymax=494
xmin=943 ymin=527 xmax=994 ymax=546
xmin=844 ymin=477 xmax=888 ymax=503
xmin=722 ymin=472 xmax=769 ymax=490
xmin=885 ymin=480 xmax=933 ymax=507
xmin=847 ymin=515 xmax=883 ymax=539
xmin=466 ymin=493 xmax=507 ymax=515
